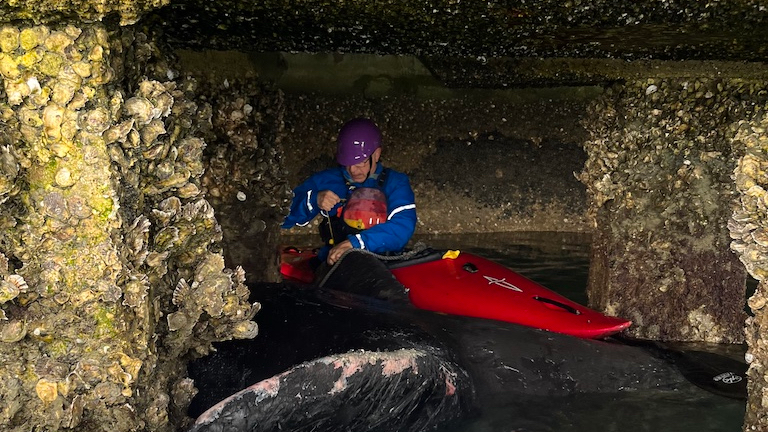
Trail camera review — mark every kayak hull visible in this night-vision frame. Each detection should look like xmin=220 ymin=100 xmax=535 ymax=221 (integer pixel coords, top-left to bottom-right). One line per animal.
xmin=279 ymin=247 xmax=631 ymax=339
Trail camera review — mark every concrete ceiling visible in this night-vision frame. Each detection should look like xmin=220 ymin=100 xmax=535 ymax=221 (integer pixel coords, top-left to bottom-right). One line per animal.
xmin=147 ymin=1 xmax=768 ymax=58
xmin=4 ymin=0 xmax=768 ymax=87
xmin=145 ymin=0 xmax=768 ymax=87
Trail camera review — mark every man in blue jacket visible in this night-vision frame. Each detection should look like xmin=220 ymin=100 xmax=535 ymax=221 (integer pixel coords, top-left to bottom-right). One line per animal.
xmin=282 ymin=118 xmax=417 ymax=265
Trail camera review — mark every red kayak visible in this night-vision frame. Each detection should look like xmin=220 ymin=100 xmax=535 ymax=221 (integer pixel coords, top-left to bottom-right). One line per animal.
xmin=279 ymin=247 xmax=631 ymax=339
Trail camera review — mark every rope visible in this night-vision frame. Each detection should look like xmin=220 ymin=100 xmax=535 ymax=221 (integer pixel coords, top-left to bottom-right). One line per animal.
xmin=318 ymin=242 xmax=429 ymax=288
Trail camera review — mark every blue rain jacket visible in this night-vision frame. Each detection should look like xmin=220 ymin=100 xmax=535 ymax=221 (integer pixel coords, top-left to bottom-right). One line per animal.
xmin=282 ymin=164 xmax=417 ymax=259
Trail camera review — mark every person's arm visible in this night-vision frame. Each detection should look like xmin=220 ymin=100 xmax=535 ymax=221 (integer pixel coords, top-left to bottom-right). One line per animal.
xmin=347 ymin=172 xmax=416 ymax=253
xmin=282 ymin=169 xmax=347 ymax=229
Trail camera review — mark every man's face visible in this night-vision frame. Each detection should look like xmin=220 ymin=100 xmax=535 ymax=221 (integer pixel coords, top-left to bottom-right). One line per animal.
xmin=346 ymin=157 xmax=372 ymax=183
xmin=345 ymin=148 xmax=381 ymax=183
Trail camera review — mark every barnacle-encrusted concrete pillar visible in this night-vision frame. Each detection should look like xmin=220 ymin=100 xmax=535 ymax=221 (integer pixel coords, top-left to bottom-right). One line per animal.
xmin=729 ymin=115 xmax=768 ymax=430
xmin=0 ymin=23 xmax=259 ymax=432
xmin=580 ymin=78 xmax=751 ymax=343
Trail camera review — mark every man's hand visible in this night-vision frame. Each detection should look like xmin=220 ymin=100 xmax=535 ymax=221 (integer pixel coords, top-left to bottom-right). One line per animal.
xmin=317 ymin=190 xmax=341 ymax=212
xmin=328 ymin=240 xmax=353 ymax=265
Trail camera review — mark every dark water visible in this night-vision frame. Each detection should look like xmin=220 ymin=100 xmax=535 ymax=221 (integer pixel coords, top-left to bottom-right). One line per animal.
xmin=415 ymin=232 xmax=746 ymax=432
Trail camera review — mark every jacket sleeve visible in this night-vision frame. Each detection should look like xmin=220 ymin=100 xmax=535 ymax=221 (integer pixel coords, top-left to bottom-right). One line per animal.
xmin=281 ymin=182 xmax=318 ymax=229
xmin=347 ymin=171 xmax=416 ymax=253
xmin=281 ymin=174 xmax=324 ymax=229
xmin=282 ymin=168 xmax=348 ymax=229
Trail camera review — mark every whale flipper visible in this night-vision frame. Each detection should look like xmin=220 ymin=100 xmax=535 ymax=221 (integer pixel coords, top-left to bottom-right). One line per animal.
xmin=189 ymin=348 xmax=471 ymax=432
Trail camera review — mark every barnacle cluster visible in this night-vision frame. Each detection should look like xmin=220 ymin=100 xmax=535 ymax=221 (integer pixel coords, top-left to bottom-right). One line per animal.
xmin=0 ymin=23 xmax=260 ymax=432
xmin=200 ymin=80 xmax=288 ymax=206
xmin=0 ymin=23 xmax=132 ymax=431
xmin=195 ymin=77 xmax=291 ymax=282
xmin=579 ymin=78 xmax=756 ymax=343
xmin=729 ymin=113 xmax=768 ymax=429
xmin=730 ymin=117 xmax=768 ymax=282
xmin=0 ymin=0 xmax=169 ymax=26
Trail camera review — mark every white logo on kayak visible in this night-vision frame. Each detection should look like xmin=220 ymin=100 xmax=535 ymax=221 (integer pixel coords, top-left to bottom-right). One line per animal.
xmin=713 ymin=372 xmax=743 ymax=384
xmin=483 ymin=276 xmax=523 ymax=292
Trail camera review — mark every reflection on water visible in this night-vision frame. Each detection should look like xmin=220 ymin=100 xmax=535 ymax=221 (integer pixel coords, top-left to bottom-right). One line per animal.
xmin=412 ymin=232 xmax=746 ymax=432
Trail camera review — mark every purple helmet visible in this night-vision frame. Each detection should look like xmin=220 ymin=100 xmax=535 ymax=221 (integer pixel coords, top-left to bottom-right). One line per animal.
xmin=336 ymin=118 xmax=382 ymax=166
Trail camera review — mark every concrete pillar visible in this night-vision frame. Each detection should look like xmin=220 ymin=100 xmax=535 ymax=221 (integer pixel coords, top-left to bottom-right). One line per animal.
xmin=580 ymin=78 xmax=751 ymax=343
xmin=0 ymin=24 xmax=258 ymax=432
